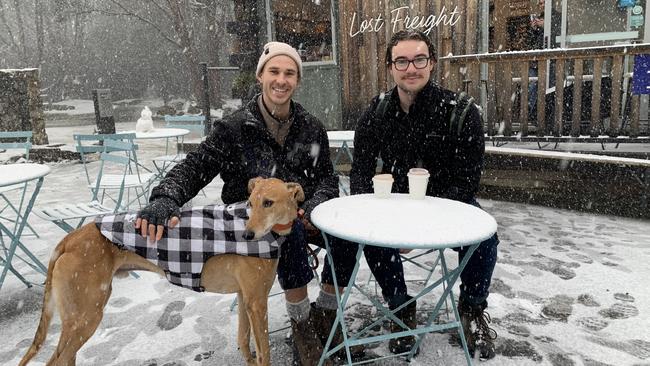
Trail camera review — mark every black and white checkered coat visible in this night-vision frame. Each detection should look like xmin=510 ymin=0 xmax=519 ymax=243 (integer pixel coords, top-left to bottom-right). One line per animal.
xmin=95 ymin=201 xmax=286 ymax=291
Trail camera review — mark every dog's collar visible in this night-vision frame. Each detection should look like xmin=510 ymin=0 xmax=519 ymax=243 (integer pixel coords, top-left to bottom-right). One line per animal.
xmin=272 ymin=221 xmax=293 ymax=232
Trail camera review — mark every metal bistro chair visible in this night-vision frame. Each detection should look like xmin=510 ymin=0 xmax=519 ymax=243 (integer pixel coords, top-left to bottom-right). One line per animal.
xmin=33 ymin=138 xmax=142 ymax=233
xmin=0 ymin=131 xmax=40 ymax=239
xmin=152 ymin=115 xmax=206 ymax=175
xmin=367 ymin=248 xmax=452 ymax=319
xmin=75 ymin=133 xmax=155 ymax=211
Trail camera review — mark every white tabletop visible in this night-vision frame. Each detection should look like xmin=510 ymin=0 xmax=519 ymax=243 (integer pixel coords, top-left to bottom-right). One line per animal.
xmin=311 ymin=194 xmax=497 ymax=249
xmin=327 ymin=130 xmax=355 ymax=148
xmin=121 ymin=128 xmax=190 ymax=140
xmin=0 ymin=163 xmax=51 ymax=187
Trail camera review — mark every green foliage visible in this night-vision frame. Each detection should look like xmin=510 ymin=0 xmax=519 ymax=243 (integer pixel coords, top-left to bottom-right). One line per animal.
xmin=231 ymin=71 xmax=257 ymax=100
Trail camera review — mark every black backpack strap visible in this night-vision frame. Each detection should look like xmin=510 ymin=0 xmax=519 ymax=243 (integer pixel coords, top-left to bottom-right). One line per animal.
xmin=374 ymin=89 xmax=392 ymax=121
xmin=449 ymin=91 xmax=475 ymax=136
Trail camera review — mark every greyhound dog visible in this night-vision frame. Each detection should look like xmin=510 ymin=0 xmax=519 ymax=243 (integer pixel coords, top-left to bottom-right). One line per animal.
xmin=19 ymin=177 xmax=305 ymax=366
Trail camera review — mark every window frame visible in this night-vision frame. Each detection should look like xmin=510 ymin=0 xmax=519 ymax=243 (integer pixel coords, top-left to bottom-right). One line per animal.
xmin=265 ymin=0 xmax=338 ymax=67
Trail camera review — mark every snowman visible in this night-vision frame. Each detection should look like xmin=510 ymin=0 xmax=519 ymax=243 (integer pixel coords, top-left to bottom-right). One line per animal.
xmin=135 ymin=106 xmax=154 ymax=132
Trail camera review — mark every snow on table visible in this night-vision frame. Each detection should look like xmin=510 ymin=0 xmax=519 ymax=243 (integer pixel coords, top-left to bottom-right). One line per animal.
xmin=0 ymin=163 xmax=51 ymax=186
xmin=311 ymin=193 xmax=497 ymax=249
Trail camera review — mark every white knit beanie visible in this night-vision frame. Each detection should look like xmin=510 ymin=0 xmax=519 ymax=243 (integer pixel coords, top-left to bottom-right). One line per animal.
xmin=256 ymin=42 xmax=303 ymax=78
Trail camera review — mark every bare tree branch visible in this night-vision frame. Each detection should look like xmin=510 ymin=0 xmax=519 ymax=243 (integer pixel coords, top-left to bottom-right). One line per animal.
xmin=0 ymin=0 xmax=20 ymax=51
xmin=0 ymin=32 xmax=10 ymax=46
xmin=98 ymin=0 xmax=182 ymax=48
xmin=147 ymin=0 xmax=175 ymax=23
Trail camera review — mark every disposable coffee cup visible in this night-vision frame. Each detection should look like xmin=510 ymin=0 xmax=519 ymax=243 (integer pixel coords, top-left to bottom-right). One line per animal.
xmin=407 ymin=168 xmax=430 ymax=200
xmin=372 ymin=174 xmax=394 ymax=198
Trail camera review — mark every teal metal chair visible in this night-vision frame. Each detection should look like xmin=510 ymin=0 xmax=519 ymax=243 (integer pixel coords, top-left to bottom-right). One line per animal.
xmin=152 ymin=115 xmax=207 ymax=173
xmin=0 ymin=131 xmax=40 ymax=238
xmin=152 ymin=115 xmax=209 ymax=197
xmin=34 ymin=139 xmax=143 ymax=279
xmin=367 ymin=249 xmax=451 ymax=318
xmin=33 ymin=136 xmax=139 ymax=232
xmin=75 ymin=133 xmax=155 ymax=210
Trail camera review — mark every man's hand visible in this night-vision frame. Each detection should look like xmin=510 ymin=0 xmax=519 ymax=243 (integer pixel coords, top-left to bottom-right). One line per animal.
xmin=298 ymin=208 xmax=320 ymax=237
xmin=531 ymin=17 xmax=544 ymax=28
xmin=135 ymin=197 xmax=181 ymax=242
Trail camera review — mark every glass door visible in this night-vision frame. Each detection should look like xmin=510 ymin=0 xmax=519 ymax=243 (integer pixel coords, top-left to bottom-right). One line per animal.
xmin=558 ymin=0 xmax=645 ymax=47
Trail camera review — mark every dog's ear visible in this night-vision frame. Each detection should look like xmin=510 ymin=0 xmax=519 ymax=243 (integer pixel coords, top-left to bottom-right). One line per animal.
xmin=285 ymin=182 xmax=305 ymax=203
xmin=248 ymin=177 xmax=264 ymax=193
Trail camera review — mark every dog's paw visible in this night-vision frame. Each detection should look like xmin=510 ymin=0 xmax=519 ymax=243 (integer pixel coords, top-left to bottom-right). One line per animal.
xmin=157 ymin=300 xmax=186 ymax=330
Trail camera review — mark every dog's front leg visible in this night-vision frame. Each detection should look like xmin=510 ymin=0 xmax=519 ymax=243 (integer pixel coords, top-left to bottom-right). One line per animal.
xmin=237 ymin=291 xmax=256 ymax=365
xmin=244 ymin=291 xmax=271 ymax=366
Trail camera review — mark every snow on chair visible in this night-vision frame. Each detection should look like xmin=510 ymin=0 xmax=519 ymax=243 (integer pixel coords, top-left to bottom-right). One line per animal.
xmin=75 ymin=133 xmax=155 ymax=211
xmin=33 ymin=134 xmax=153 ymax=233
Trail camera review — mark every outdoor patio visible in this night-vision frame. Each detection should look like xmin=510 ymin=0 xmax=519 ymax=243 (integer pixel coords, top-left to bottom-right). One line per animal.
xmin=0 ymin=121 xmax=649 ymax=366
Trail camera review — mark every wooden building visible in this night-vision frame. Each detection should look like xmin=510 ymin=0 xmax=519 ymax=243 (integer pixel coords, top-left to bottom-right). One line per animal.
xmin=219 ymin=0 xmax=649 ymax=134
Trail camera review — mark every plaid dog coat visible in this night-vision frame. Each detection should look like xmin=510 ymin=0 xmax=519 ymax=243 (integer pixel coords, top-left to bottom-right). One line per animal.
xmin=95 ymin=201 xmax=286 ymax=291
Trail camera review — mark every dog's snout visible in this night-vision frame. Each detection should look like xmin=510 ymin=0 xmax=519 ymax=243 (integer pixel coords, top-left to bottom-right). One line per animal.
xmin=243 ymin=230 xmax=255 ymax=240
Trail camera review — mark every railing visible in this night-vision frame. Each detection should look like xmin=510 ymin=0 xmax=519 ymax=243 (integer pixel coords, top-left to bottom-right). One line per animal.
xmin=439 ymin=44 xmax=650 ymax=142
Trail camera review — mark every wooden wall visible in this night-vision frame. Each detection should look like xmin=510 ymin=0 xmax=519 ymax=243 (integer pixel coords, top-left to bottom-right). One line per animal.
xmin=337 ymin=0 xmax=481 ymax=127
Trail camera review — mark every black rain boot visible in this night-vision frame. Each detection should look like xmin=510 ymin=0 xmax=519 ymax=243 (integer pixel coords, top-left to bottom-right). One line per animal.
xmin=310 ymin=303 xmax=366 ymax=360
xmin=388 ymin=296 xmax=419 ymax=355
xmin=458 ymin=297 xmax=497 ymax=360
xmin=290 ymin=315 xmax=333 ymax=366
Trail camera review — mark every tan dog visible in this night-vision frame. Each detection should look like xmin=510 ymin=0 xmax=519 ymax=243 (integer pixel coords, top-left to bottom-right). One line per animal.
xmin=19 ymin=177 xmax=305 ymax=366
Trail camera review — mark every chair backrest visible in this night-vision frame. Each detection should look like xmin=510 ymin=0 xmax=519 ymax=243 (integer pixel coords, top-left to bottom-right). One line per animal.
xmin=164 ymin=115 xmax=206 ymax=138
xmin=73 ymin=133 xmax=138 ymax=185
xmin=93 ymin=139 xmax=137 ymax=209
xmin=0 ymin=131 xmax=32 ymax=160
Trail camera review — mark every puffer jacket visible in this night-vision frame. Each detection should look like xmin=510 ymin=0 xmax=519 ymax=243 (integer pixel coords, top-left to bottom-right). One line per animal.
xmin=150 ymin=95 xmax=339 ymax=220
xmin=350 ymin=81 xmax=485 ymax=204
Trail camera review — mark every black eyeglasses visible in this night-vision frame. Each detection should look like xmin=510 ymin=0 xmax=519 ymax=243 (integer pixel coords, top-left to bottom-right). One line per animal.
xmin=391 ymin=57 xmax=430 ymax=71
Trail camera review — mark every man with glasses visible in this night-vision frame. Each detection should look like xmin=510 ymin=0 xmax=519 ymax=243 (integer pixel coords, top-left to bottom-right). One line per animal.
xmin=345 ymin=30 xmax=500 ymax=360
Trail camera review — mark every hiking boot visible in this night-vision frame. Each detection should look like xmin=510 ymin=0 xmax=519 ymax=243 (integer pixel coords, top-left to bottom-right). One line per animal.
xmin=388 ymin=296 xmax=419 ymax=355
xmin=458 ymin=298 xmax=497 ymax=360
xmin=290 ymin=316 xmax=332 ymax=366
xmin=310 ymin=303 xmax=366 ymax=360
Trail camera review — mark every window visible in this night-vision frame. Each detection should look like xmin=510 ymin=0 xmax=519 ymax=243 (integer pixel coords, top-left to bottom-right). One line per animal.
xmin=269 ymin=0 xmax=335 ymax=63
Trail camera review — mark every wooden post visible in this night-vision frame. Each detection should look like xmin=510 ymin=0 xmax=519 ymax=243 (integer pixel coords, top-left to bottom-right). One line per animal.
xmin=630 ymin=94 xmax=640 ymax=137
xmin=536 ymin=60 xmax=547 ymax=136
xmin=609 ymin=55 xmax=623 ymax=136
xmin=487 ymin=63 xmax=497 ymax=136
xmin=554 ymin=60 xmax=565 ymax=136
xmin=571 ymin=59 xmax=583 ymax=137
xmin=503 ymin=62 xmax=513 ymax=136
xmin=519 ymin=61 xmax=529 ymax=136
xmin=590 ymin=57 xmax=603 ymax=137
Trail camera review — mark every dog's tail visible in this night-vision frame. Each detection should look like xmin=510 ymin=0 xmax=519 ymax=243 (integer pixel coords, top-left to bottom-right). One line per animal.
xmin=18 ymin=244 xmax=64 ymax=366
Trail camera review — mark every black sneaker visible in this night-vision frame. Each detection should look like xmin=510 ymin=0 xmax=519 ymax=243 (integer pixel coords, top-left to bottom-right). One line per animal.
xmin=458 ymin=298 xmax=497 ymax=360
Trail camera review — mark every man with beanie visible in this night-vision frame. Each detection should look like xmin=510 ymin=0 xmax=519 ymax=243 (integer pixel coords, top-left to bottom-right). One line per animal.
xmin=135 ymin=41 xmax=339 ymax=365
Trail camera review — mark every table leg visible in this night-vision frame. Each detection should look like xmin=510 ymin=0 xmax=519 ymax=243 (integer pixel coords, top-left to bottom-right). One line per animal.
xmin=319 ymin=234 xmax=365 ymax=366
xmin=0 ymin=193 xmax=40 ymax=238
xmin=411 ymin=244 xmax=480 ymax=365
xmin=0 ymin=177 xmax=46 ymax=292
xmin=0 ymin=251 xmax=33 ymax=287
xmin=319 ymin=238 xmax=480 ymax=366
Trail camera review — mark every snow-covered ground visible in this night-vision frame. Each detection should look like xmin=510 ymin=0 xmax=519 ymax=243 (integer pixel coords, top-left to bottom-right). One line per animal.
xmin=1 ymin=121 xmax=649 ymax=366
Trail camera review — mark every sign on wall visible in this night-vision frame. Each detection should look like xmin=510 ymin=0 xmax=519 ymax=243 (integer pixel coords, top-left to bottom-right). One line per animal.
xmin=632 ymin=54 xmax=650 ymax=95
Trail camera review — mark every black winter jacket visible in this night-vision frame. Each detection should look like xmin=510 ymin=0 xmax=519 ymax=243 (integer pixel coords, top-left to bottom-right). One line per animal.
xmin=350 ymin=81 xmax=485 ymax=204
xmin=149 ymin=96 xmax=339 ymax=220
